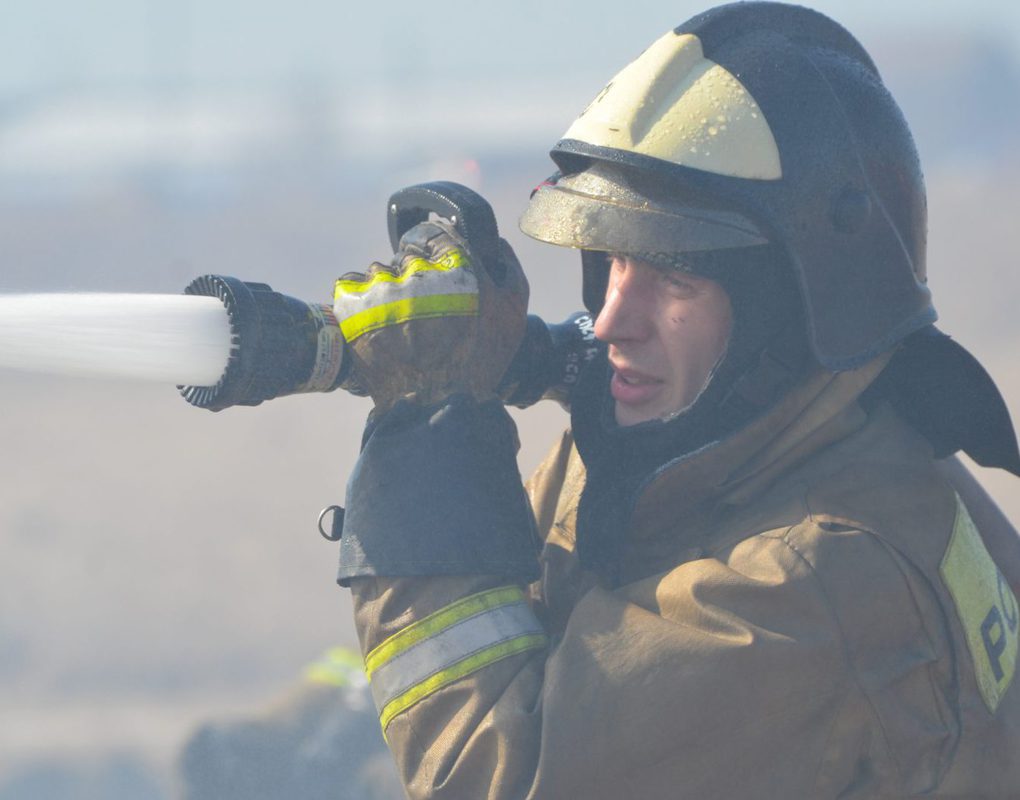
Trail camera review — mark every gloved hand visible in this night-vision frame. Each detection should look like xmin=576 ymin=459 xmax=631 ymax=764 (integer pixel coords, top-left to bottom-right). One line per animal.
xmin=332 ymin=219 xmax=540 ymax=585
xmin=333 ymin=220 xmax=529 ymax=412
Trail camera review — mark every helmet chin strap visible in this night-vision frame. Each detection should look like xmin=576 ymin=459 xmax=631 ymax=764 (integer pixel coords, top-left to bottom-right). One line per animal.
xmin=659 ymin=343 xmax=731 ymax=424
xmin=715 ymin=313 xmax=810 ymax=430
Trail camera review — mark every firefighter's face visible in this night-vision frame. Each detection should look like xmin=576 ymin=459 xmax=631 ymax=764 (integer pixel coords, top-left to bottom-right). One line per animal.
xmin=594 ymin=255 xmax=733 ymax=427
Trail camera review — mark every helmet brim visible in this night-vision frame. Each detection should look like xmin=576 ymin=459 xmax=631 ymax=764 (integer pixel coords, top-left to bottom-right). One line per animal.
xmin=519 ymin=164 xmax=768 ymax=256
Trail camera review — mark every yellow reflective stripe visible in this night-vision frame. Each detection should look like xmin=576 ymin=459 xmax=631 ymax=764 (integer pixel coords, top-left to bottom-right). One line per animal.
xmin=365 ymin=585 xmax=525 ymax=678
xmin=303 ymin=646 xmax=367 ymax=688
xmin=379 ymin=632 xmax=547 ymax=731
xmin=339 ymin=293 xmax=478 ymax=342
xmin=334 ymin=250 xmax=468 ymax=295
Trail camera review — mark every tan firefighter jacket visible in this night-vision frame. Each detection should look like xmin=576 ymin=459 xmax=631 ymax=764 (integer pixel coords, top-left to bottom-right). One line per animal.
xmin=349 ymin=357 xmax=1020 ymax=798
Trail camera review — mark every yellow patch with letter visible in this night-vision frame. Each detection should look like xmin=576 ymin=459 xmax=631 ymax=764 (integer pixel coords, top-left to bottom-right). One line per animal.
xmin=939 ymin=496 xmax=1019 ymax=713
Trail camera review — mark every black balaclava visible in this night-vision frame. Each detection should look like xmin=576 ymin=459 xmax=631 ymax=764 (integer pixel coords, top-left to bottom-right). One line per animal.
xmin=571 ymin=244 xmax=808 ymax=583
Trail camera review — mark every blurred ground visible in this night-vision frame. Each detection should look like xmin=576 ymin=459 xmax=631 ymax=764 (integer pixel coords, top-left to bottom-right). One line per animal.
xmin=1 ymin=32 xmax=1019 ymax=799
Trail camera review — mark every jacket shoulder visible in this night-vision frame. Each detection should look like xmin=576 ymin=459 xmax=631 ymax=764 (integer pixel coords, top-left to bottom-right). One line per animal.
xmin=722 ymin=511 xmax=961 ymax=793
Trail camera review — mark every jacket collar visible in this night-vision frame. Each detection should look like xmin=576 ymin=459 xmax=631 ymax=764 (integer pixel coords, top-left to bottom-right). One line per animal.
xmin=628 ymin=353 xmax=893 ymax=544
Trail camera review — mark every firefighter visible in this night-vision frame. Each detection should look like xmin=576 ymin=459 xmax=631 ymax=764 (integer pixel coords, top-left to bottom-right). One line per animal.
xmin=332 ymin=3 xmax=1020 ymax=796
xmin=178 ymin=647 xmax=402 ymax=800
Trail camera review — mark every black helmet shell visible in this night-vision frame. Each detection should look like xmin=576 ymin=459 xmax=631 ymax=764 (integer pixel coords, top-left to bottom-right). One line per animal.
xmin=525 ymin=2 xmax=934 ymax=370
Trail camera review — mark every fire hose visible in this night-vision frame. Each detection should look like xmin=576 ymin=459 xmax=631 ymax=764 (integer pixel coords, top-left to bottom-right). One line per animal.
xmin=178 ymin=181 xmax=601 ymax=412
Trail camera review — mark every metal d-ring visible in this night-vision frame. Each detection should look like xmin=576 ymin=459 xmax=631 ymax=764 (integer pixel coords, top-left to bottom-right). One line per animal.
xmin=317 ymin=505 xmax=345 ymax=542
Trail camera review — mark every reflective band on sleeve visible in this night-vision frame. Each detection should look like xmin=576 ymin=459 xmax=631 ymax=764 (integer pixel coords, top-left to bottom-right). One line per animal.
xmin=365 ymin=586 xmax=547 ymax=731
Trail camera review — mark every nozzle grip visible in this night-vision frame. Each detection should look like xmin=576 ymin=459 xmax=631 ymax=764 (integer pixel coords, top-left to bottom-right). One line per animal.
xmin=387 ymin=181 xmax=504 ymax=282
xmin=499 ymin=313 xmax=602 ymax=409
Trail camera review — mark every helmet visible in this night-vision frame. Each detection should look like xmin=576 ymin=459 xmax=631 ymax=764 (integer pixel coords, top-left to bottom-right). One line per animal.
xmin=520 ymin=1 xmax=934 ymax=371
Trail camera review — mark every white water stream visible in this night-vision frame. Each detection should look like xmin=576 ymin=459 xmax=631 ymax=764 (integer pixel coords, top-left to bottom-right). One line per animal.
xmin=0 ymin=293 xmax=232 ymax=385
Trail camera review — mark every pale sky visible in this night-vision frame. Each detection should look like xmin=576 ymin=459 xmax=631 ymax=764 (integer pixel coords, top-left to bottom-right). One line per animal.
xmin=1 ymin=0 xmax=1018 ymax=95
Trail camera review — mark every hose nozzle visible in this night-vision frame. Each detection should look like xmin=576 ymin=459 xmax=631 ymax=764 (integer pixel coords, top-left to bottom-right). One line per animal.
xmin=179 ymin=275 xmax=352 ymax=411
xmin=179 ymin=275 xmax=601 ymax=412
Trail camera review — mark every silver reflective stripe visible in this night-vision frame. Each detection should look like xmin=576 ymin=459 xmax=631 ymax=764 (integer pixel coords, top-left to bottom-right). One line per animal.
xmin=333 ymin=264 xmax=477 ymax=316
xmin=369 ymin=600 xmax=544 ymax=714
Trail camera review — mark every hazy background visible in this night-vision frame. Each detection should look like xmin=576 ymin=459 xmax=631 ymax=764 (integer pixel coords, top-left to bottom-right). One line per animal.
xmin=1 ymin=1 xmax=1019 ymax=796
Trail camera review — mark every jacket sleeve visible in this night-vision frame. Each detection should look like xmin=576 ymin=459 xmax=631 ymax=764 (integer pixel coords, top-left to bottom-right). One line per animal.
xmin=348 ymin=527 xmax=870 ymax=799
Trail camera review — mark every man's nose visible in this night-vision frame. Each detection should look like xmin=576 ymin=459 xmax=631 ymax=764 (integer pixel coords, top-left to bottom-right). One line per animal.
xmin=593 ymin=260 xmax=655 ymax=344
